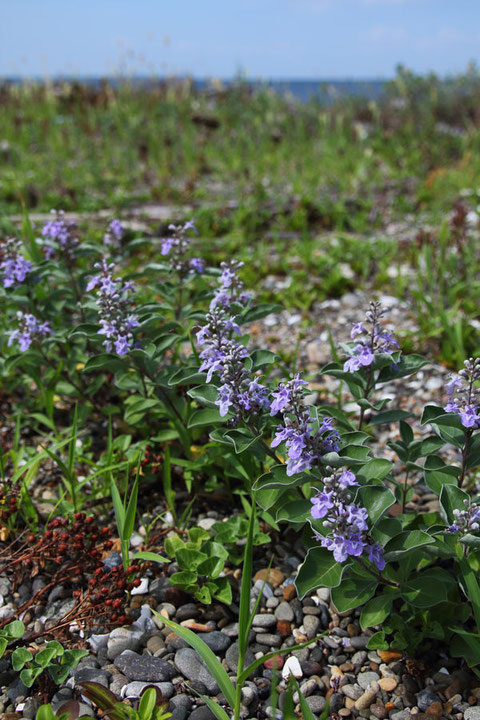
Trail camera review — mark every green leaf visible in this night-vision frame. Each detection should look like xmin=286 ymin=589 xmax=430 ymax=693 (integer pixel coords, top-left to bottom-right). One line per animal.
xmin=400 ymin=568 xmax=449 ymax=608
xmin=154 ymin=613 xmax=236 ymax=708
xmin=439 ymin=484 xmax=470 ymax=524
xmin=251 ymin=349 xmax=277 ymax=368
xmin=357 ymin=459 xmax=393 ymax=482
xmin=383 ymin=530 xmax=434 ymax=560
xmin=187 ymin=384 xmax=221 ymax=408
xmin=187 ymin=408 xmax=225 ymax=428
xmin=370 ymin=409 xmax=413 ymax=425
xmin=332 ymin=578 xmax=377 ymax=613
xmin=169 ymin=570 xmax=198 ymax=585
xmin=132 ymin=550 xmax=168 ymax=563
xmin=168 ymin=367 xmax=207 ymax=386
xmin=20 ymin=666 xmax=42 ymax=687
xmin=35 ymin=646 xmax=58 ymax=668
xmin=360 ymin=594 xmax=394 ymax=629
xmin=200 ymin=696 xmax=231 ymax=720
xmin=224 ymin=428 xmax=260 ymax=454
xmin=254 ymin=464 xmax=304 ymax=491
xmin=357 ymin=485 xmax=395 ymax=525
xmin=5 ymin=620 xmax=25 ymax=639
xmin=377 ymin=354 xmax=428 ymax=382
xmin=425 ymin=466 xmax=459 ymax=495
xmin=83 ymin=354 xmax=128 ymax=373
xmin=138 ymin=687 xmax=157 ymax=720
xmin=295 ymin=547 xmax=347 ymax=598
xmin=35 ymin=705 xmax=55 ymax=720
xmin=12 ymin=647 xmax=33 ymax=670
xmin=366 ymin=631 xmax=389 ymax=650
xmin=48 ymin=664 xmax=71 ymax=684
xmin=124 ymin=398 xmax=159 ymax=425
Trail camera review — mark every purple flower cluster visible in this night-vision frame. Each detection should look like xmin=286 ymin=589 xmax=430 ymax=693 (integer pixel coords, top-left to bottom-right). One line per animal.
xmin=7 ymin=312 xmax=53 ymax=352
xmin=447 ymin=499 xmax=480 ymax=534
xmin=197 ymin=307 xmax=269 ymax=419
xmin=270 ymin=375 xmax=339 ymax=476
xmin=344 ymin=301 xmax=399 ymax=373
xmin=210 ymin=261 xmax=250 ymax=310
xmin=0 ymin=237 xmax=32 ymax=288
xmin=161 ymin=221 xmax=204 ymax=276
xmin=311 ymin=469 xmax=385 ymax=570
xmin=104 ymin=219 xmax=123 ymax=247
xmin=444 ymin=358 xmax=480 ymax=429
xmin=86 ymin=259 xmax=139 ymax=355
xmin=41 ymin=210 xmax=79 ymax=260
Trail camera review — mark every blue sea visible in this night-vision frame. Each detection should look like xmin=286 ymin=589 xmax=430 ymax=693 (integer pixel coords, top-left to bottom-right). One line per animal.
xmin=2 ymin=76 xmax=388 ymax=103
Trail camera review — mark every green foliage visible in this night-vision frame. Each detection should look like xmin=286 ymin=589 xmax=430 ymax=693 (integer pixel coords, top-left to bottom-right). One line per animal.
xmin=0 ymin=619 xmax=25 ymax=659
xmin=12 ymin=640 xmax=88 ymax=688
xmin=78 ymin=682 xmax=171 ymax=720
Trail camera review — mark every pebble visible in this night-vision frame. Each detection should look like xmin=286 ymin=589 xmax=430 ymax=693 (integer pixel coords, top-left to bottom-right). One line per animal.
xmin=176 ymin=603 xmax=201 ymax=621
xmin=131 ymin=578 xmax=149 ymax=596
xmin=357 ymin=671 xmax=380 ymax=690
xmin=188 ymin=707 xmax=216 ymax=720
xmin=355 ymin=687 xmax=377 ymax=711
xmin=225 ymin=641 xmax=255 ymax=673
xmin=73 ymin=668 xmax=111 ymax=687
xmin=147 ymin=635 xmax=166 ymax=655
xmin=370 ymin=702 xmax=387 ymax=719
xmin=275 ymin=601 xmax=294 ymax=622
xmin=266 ymin=597 xmax=279 ymax=609
xmin=253 ymin=568 xmax=285 ymax=587
xmin=200 ymin=630 xmax=231 ymax=654
xmin=343 ymin=685 xmax=363 ymax=701
xmin=351 ymin=651 xmax=367 ymax=665
xmin=174 ymin=648 xmax=219 ymax=694
xmin=256 ymin=633 xmax=282 ymax=647
xmin=378 ymin=677 xmax=398 ymax=691
xmin=122 ymin=681 xmax=174 ymax=699
xmin=347 ymin=636 xmax=369 ymax=650
xmin=417 ymin=688 xmax=441 ymax=711
xmin=390 ymin=711 xmax=411 ymax=720
xmin=252 ymin=613 xmax=277 ymax=628
xmin=282 ymin=656 xmax=303 ymax=680
xmin=103 ymin=552 xmax=123 ymax=569
xmin=114 ymin=651 xmax=176 ymax=682
xmin=107 ymin=628 xmax=144 ymax=660
xmin=303 ymin=615 xmax=321 ymax=639
xmin=305 ymin=695 xmax=326 ymax=713
xmin=283 ymin=584 xmax=297 ymax=601
xmin=465 ymin=710 xmax=480 ymax=720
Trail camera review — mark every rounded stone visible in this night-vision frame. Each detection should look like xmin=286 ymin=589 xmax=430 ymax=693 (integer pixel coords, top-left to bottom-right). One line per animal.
xmin=275 ymin=601 xmax=294 ymax=622
xmin=113 ymin=651 xmax=175 ymax=682
xmin=174 ymin=647 xmax=220 ymax=695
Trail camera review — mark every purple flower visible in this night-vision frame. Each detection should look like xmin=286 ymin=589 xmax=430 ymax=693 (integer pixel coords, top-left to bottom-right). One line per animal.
xmin=7 ymin=312 xmax=53 ymax=352
xmin=0 ymin=238 xmax=33 ymax=288
xmin=86 ymin=259 xmax=138 ymax=356
xmin=161 ymin=238 xmax=174 ymax=255
xmin=210 ymin=261 xmax=250 ymax=310
xmin=443 ymin=359 xmax=480 ymax=430
xmin=41 ymin=209 xmax=79 ymax=260
xmin=448 ymin=500 xmax=480 ymax=535
xmin=160 ymin=221 xmax=202 ymax=277
xmin=311 ymin=469 xmax=385 ymax=571
xmin=344 ymin=301 xmax=399 ymax=373
xmin=104 ymin=219 xmax=123 ymax=246
xmin=189 ymin=257 xmax=205 ymax=274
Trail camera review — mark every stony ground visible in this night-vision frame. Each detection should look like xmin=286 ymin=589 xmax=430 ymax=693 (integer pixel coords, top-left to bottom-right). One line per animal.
xmin=1 ymin=280 xmax=474 ymax=720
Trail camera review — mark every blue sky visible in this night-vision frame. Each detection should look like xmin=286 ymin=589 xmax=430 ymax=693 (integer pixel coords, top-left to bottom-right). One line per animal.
xmin=1 ymin=0 xmax=479 ymax=79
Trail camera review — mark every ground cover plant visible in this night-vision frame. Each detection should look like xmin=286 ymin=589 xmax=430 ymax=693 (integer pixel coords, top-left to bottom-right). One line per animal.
xmin=2 ymin=70 xmax=480 ymax=719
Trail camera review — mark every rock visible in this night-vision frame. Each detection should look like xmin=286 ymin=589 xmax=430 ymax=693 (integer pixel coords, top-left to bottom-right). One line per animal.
xmin=266 ymin=597 xmax=279 ymax=609
xmin=226 ymin=641 xmax=255 ymax=673
xmin=342 ymin=685 xmax=363 ymax=701
xmin=131 ymin=578 xmax=149 ymax=596
xmin=305 ymin=695 xmax=326 ymax=713
xmin=351 ymin=651 xmax=367 ymax=665
xmin=303 ymin=615 xmax=320 ymax=639
xmin=355 ymin=687 xmax=377 ymax=711
xmin=122 ymin=681 xmax=174 ymax=699
xmin=7 ymin=678 xmax=28 ymax=703
xmin=201 ymin=631 xmax=231 ymax=654
xmin=465 ymin=710 xmax=480 ymax=720
xmin=169 ymin=694 xmax=192 ymax=720
xmin=390 ymin=712 xmax=412 ymax=720
xmin=222 ymin=623 xmax=239 ymax=638
xmin=329 ymin=693 xmax=344 ymax=713
xmin=378 ymin=677 xmax=398 ymax=691
xmin=252 ymin=613 xmax=277 ymax=628
xmin=256 ymin=633 xmax=281 ymax=647
xmin=188 ymin=707 xmax=216 ymax=720
xmin=174 ymin=648 xmax=219 ymax=695
xmin=107 ymin=628 xmax=144 ymax=660
xmin=275 ymin=601 xmax=294 ymax=622
xmin=73 ymin=668 xmax=111 ymax=687
xmin=147 ymin=635 xmax=165 ymax=655
xmin=357 ymin=671 xmax=380 ymax=690
xmin=88 ymin=633 xmax=109 ymax=652
xmin=176 ymin=603 xmax=201 ymax=621
xmin=264 ymin=655 xmax=284 ymax=670
xmin=114 ymin=651 xmax=175 ymax=681
xmin=103 ymin=552 xmax=123 ymax=569
xmin=370 ymin=702 xmax=387 ymax=719
xmin=276 ymin=620 xmax=291 ymax=637
xmin=348 ymin=636 xmax=368 ymax=650
xmin=416 ymin=689 xmax=441 ymax=711
xmin=254 ymin=568 xmax=285 ymax=587
xmin=283 ymin=585 xmax=297 ymax=601
xmin=21 ymin=698 xmax=41 ymax=719
xmin=282 ymin=656 xmax=302 ymax=680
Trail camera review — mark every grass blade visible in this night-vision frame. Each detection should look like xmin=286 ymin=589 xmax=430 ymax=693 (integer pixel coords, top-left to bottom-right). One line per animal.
xmin=154 ymin=613 xmax=235 ymax=708
xmin=200 ymin=696 xmax=231 ymax=720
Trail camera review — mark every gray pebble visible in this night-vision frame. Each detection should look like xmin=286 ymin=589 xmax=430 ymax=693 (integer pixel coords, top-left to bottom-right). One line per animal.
xmin=275 ymin=601 xmax=294 ymax=622
xmin=390 ymin=712 xmax=411 ymax=720
xmin=304 ymin=615 xmax=321 ymax=639
xmin=256 ymin=633 xmax=282 ymax=647
xmin=188 ymin=706 xmax=216 ymax=720
xmin=103 ymin=552 xmax=123 ymax=569
xmin=357 ymin=671 xmax=380 ymax=690
xmin=123 ymin=681 xmax=174 ymax=699
xmin=21 ymin=698 xmax=42 ymax=719
xmin=114 ymin=651 xmax=175 ymax=682
xmin=464 ymin=708 xmax=480 ymax=720
xmin=253 ymin=579 xmax=274 ymax=598
xmin=107 ymin=628 xmax=144 ymax=660
xmin=175 ymin=603 xmax=201 ymax=621
xmin=342 ymin=684 xmax=363 ymax=701
xmin=199 ymin=631 xmax=231 ymax=654
xmin=73 ymin=668 xmax=111 ymax=687
xmin=225 ymin=641 xmax=255 ymax=673
xmin=416 ymin=688 xmax=441 ymax=711
xmin=174 ymin=648 xmax=219 ymax=694
xmin=348 ymin=636 xmax=369 ymax=650
xmin=305 ymin=695 xmax=326 ymax=713
xmin=266 ymin=597 xmax=279 ymax=609
xmin=351 ymin=651 xmax=367 ymax=665
xmin=252 ymin=613 xmax=277 ymax=628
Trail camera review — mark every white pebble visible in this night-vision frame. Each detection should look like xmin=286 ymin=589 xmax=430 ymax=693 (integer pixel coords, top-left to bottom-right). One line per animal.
xmin=282 ymin=656 xmax=303 ymax=680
